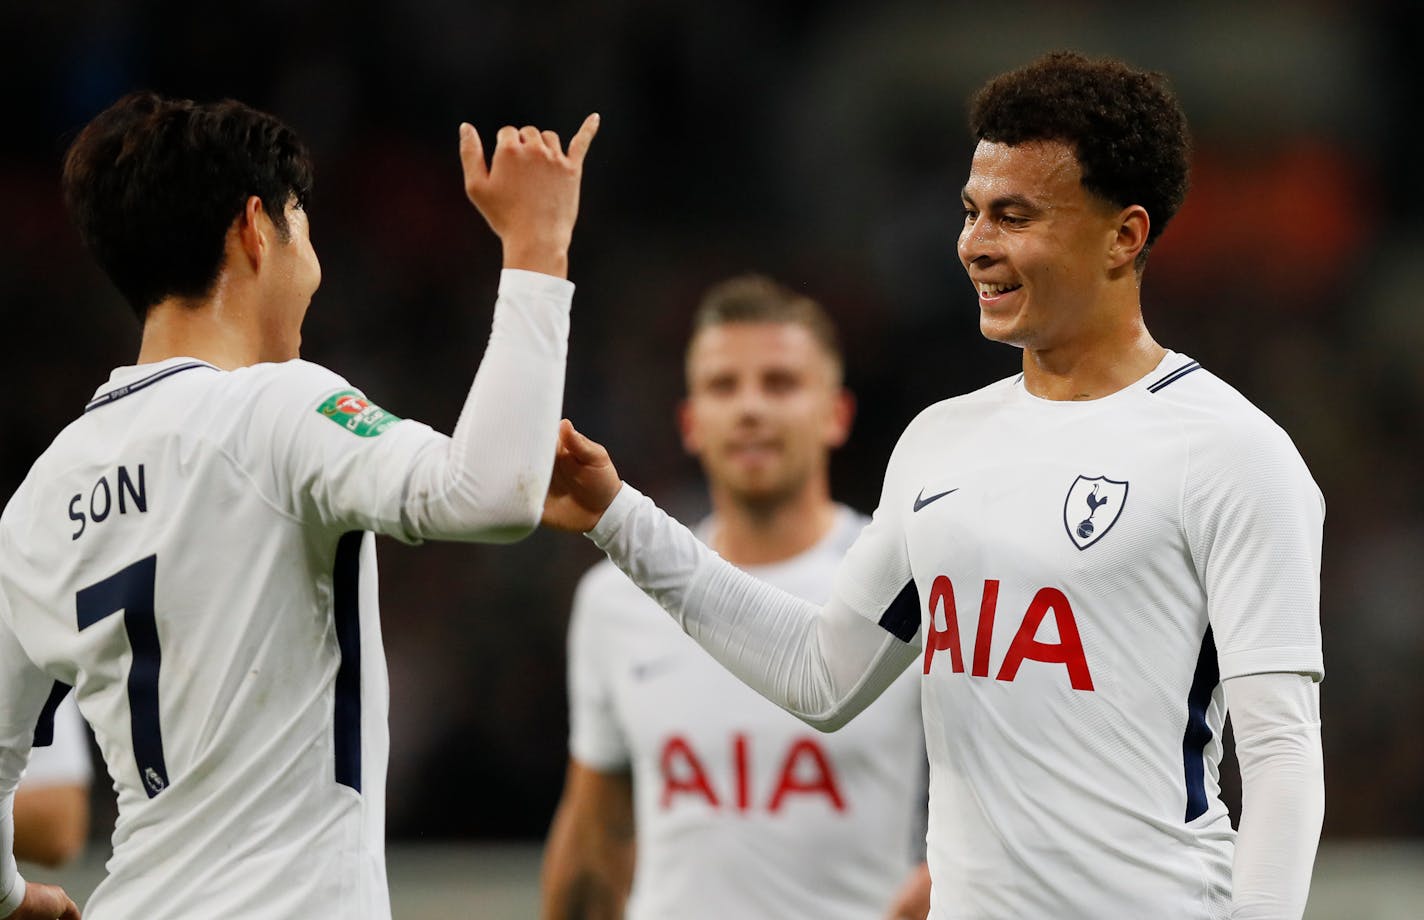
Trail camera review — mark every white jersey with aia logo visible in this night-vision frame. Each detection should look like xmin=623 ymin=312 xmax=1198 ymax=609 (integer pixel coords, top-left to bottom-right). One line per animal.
xmin=0 ymin=270 xmax=572 ymax=918
xmin=569 ymin=507 xmax=924 ymax=920
xmin=588 ymin=351 xmax=1324 ymax=919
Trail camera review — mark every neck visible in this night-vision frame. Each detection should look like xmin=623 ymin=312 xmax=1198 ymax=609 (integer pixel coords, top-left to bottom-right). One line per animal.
xmin=707 ymin=476 xmax=839 ymax=567
xmin=1021 ymin=297 xmax=1165 ymax=401
xmin=136 ymin=279 xmax=289 ymax=370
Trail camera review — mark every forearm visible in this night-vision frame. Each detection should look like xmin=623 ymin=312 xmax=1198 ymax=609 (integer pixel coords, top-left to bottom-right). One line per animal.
xmin=1225 ymin=672 xmax=1324 ymax=919
xmin=540 ymin=762 xmax=633 ymax=920
xmin=540 ymin=812 xmax=628 ymax=920
xmin=402 ymin=269 xmax=572 ymax=542
xmin=589 ymin=485 xmax=916 ymax=730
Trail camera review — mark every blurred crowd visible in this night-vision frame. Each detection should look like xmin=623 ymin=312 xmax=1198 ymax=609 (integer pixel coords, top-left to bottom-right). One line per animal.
xmin=1 ymin=0 xmax=1419 ymax=840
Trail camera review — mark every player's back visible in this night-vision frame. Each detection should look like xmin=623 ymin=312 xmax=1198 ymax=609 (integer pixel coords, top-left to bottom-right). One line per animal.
xmin=1 ymin=357 xmax=396 ymax=919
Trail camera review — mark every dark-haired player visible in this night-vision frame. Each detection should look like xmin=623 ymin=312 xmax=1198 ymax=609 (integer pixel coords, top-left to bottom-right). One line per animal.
xmin=544 ymin=53 xmax=1323 ymax=918
xmin=0 ymin=93 xmax=597 ymax=919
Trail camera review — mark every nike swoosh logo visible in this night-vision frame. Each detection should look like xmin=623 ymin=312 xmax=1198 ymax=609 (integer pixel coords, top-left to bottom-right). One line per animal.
xmin=913 ymin=487 xmax=959 ymax=512
xmin=630 ymin=658 xmax=678 ymax=682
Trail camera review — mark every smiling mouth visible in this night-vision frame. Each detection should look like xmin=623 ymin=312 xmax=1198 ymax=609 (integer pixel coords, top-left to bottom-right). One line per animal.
xmin=976 ymin=281 xmax=1023 ymax=299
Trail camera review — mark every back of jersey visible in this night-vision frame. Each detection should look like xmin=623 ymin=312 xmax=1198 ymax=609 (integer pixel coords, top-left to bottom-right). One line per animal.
xmin=0 ymin=358 xmax=413 ymax=919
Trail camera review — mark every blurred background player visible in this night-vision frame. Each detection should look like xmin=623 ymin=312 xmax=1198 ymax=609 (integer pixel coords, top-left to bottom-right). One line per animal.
xmin=0 ymin=93 xmax=596 ymax=919
xmin=543 ymin=52 xmax=1324 ymax=919
xmin=540 ymin=276 xmax=929 ymax=920
xmin=14 ymin=696 xmax=90 ymax=869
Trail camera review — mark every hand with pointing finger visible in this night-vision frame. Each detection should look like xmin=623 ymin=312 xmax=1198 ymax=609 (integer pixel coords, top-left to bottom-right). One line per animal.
xmin=458 ymin=114 xmax=600 ymax=279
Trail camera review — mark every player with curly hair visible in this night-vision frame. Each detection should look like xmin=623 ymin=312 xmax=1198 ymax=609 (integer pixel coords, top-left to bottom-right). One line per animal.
xmin=545 ymin=52 xmax=1324 ymax=918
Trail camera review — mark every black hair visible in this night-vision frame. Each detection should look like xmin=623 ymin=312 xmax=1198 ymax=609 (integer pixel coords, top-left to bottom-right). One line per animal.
xmin=970 ymin=51 xmax=1191 ymax=266
xmin=62 ymin=91 xmax=313 ymax=317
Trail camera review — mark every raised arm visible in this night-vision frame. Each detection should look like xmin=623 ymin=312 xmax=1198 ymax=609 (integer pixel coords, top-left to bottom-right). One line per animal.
xmin=397 ymin=116 xmax=600 ymax=542
xmin=247 ymin=118 xmax=600 ymax=544
xmin=545 ymin=421 xmax=920 ymax=731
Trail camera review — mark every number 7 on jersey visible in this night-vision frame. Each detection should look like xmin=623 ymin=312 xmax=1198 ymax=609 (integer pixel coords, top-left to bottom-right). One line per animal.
xmin=77 ymin=554 xmax=170 ymax=797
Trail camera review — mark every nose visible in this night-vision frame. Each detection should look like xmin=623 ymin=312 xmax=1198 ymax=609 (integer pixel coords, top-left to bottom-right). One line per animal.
xmin=957 ymin=213 xmax=997 ymax=269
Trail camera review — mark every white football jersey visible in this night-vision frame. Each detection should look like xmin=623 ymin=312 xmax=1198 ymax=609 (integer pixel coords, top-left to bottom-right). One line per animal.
xmin=830 ymin=352 xmax=1324 ymax=918
xmin=23 ymin=696 xmax=91 ymax=790
xmin=0 ymin=269 xmax=572 ymax=918
xmin=0 ymin=355 xmax=431 ymax=918
xmin=569 ymin=508 xmax=925 ymax=920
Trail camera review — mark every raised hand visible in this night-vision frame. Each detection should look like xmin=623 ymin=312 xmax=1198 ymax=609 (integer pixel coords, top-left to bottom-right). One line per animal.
xmin=543 ymin=419 xmax=622 ymax=533
xmin=458 ymin=114 xmax=600 ymax=278
xmin=3 ymin=881 xmax=81 ymax=919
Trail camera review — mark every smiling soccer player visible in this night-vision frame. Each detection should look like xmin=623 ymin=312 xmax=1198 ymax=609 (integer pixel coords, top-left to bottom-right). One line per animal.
xmin=544 ymin=53 xmax=1324 ymax=919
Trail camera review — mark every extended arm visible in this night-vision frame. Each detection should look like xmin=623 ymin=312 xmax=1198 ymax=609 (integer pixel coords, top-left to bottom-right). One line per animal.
xmin=1224 ymin=672 xmax=1323 ymax=920
xmin=401 ymin=117 xmax=599 ymax=542
xmin=588 ymin=483 xmax=917 ymax=731
xmin=540 ymin=760 xmax=635 ymax=920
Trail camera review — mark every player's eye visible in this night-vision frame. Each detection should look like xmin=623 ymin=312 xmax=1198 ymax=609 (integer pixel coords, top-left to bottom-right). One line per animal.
xmin=763 ymin=372 xmax=800 ymax=394
xmin=962 ymin=208 xmax=978 ymax=223
xmin=704 ymin=376 xmax=736 ymax=395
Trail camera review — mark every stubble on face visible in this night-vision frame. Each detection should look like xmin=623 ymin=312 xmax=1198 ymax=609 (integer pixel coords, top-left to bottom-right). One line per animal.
xmin=683 ymin=323 xmax=841 ymax=514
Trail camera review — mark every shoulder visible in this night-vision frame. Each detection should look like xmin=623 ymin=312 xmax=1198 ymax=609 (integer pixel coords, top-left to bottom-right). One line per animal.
xmin=900 ymin=374 xmax=1018 ymax=442
xmin=1150 ymin=362 xmax=1319 ymax=500
xmin=828 ymin=505 xmax=871 ymax=553
xmin=219 ymin=359 xmax=354 ymax=405
xmin=1151 ymin=363 xmax=1307 ymax=462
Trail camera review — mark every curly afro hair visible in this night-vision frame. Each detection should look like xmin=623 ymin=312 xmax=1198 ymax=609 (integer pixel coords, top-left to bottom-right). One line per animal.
xmin=969 ymin=52 xmax=1191 ymax=267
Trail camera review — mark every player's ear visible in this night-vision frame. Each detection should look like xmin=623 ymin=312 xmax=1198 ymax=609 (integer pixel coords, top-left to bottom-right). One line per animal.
xmin=677 ymin=398 xmax=702 ymax=455
xmin=1106 ymin=204 xmax=1149 ymax=273
xmin=824 ymin=387 xmax=855 ymax=448
xmin=234 ymin=195 xmax=269 ymax=272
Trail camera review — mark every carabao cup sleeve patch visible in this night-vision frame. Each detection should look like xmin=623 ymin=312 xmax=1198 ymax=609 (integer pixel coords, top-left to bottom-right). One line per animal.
xmin=316 ymin=389 xmax=402 ymax=437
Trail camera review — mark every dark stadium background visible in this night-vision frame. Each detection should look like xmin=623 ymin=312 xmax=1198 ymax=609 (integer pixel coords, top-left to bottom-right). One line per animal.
xmin=1 ymin=0 xmax=1421 ymax=851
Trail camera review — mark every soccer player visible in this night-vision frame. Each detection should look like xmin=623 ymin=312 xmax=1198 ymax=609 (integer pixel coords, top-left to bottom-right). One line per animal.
xmin=0 ymin=92 xmax=597 ymax=919
xmin=543 ymin=52 xmax=1324 ymax=919
xmin=15 ymin=696 xmax=91 ymax=869
xmin=540 ymin=276 xmax=929 ymax=920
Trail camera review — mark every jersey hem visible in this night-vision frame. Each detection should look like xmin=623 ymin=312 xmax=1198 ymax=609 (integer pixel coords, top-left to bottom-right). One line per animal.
xmin=1217 ymin=647 xmax=1324 ymax=682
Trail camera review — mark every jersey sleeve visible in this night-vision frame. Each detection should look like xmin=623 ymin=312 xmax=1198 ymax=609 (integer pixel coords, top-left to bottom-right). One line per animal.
xmin=227 ymin=269 xmax=572 ymax=544
xmin=1183 ymin=417 xmax=1325 ymax=682
xmin=20 ymin=696 xmax=91 ymax=790
xmin=566 ymin=567 xmax=631 ymax=771
xmin=588 ymin=484 xmax=919 ymax=732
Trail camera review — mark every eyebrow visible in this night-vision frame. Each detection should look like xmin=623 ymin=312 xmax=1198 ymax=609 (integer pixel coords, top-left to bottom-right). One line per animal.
xmin=960 ymin=187 xmax=1042 ymax=212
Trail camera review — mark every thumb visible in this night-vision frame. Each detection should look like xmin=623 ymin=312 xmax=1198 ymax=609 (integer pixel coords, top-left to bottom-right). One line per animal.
xmin=458 ymin=123 xmax=488 ymax=195
xmin=560 ymin=419 xmax=604 ymax=464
